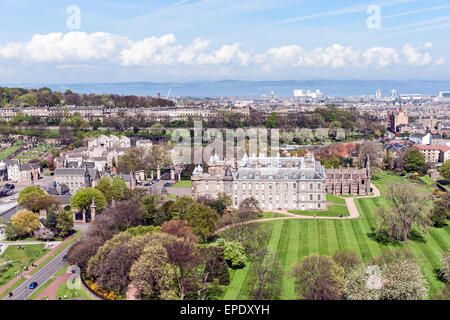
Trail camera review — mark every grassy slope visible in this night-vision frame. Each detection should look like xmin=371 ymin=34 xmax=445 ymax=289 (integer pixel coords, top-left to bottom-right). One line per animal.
xmin=220 ymin=171 xmax=449 ymax=300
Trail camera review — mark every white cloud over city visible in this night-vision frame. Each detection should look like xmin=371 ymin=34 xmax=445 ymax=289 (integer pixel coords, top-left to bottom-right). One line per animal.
xmin=0 ymin=32 xmax=443 ymax=71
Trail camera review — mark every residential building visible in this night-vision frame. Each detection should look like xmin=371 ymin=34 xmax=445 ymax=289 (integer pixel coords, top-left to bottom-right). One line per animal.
xmin=414 ymin=145 xmax=450 ymax=163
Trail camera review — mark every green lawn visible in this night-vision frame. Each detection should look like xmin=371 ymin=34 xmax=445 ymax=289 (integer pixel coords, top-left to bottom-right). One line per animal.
xmin=289 ymin=203 xmax=350 ymax=217
xmin=220 ymin=172 xmax=449 ymax=300
xmin=56 ymin=278 xmax=93 ymax=300
xmin=0 ymin=146 xmax=20 ymax=161
xmin=171 ymin=180 xmax=192 ymax=188
xmin=0 ymin=244 xmax=49 ymax=287
xmin=326 ymin=194 xmax=346 ymax=204
xmin=260 ymin=212 xmax=291 ymax=219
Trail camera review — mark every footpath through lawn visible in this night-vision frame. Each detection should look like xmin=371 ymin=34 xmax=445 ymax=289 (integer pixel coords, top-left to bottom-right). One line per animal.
xmin=220 ymin=172 xmax=449 ymax=299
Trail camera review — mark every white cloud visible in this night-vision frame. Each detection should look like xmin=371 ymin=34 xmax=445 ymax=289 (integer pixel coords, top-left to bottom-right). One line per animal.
xmin=0 ymin=32 xmax=129 ymax=63
xmin=402 ymin=44 xmax=432 ymax=65
xmin=256 ymin=43 xmax=434 ymax=69
xmin=0 ymin=32 xmax=440 ymax=71
xmin=196 ymin=43 xmax=250 ymax=66
xmin=362 ymin=47 xmax=400 ymax=67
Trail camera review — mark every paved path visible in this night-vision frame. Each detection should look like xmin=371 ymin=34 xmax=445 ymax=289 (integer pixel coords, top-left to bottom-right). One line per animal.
xmin=215 ymin=183 xmax=381 ymax=234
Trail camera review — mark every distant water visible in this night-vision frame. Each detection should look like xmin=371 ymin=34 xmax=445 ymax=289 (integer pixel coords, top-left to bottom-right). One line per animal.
xmin=6 ymin=80 xmax=450 ymax=98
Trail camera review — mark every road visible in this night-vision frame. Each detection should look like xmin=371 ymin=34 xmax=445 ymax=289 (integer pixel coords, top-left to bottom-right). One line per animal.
xmin=3 ymin=244 xmax=71 ymax=300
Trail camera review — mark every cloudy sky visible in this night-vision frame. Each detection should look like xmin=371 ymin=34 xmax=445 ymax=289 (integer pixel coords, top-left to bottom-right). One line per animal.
xmin=0 ymin=0 xmax=449 ymax=83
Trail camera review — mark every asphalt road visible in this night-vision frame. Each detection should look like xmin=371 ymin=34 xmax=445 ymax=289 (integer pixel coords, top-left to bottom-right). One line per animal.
xmin=3 ymin=244 xmax=71 ymax=300
xmin=0 ymin=203 xmax=18 ymax=224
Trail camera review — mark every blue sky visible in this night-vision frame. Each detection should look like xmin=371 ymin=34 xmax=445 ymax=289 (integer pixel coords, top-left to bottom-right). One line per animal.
xmin=0 ymin=0 xmax=449 ymax=83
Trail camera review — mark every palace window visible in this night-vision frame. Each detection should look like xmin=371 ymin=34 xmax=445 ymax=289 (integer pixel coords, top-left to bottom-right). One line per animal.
xmin=317 ymin=183 xmax=321 ymax=190
xmin=310 ymin=194 xmax=313 ymax=201
xmin=310 ymin=183 xmax=314 ymax=190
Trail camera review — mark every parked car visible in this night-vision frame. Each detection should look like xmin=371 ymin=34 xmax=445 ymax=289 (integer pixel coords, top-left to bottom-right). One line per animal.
xmin=136 ymin=181 xmax=142 ymax=186
xmin=62 ymin=254 xmax=67 ymax=261
xmin=164 ymin=182 xmax=171 ymax=187
xmin=144 ymin=182 xmax=151 ymax=186
xmin=29 ymin=282 xmax=38 ymax=289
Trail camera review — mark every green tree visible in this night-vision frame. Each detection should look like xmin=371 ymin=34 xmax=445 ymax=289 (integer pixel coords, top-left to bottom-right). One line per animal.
xmin=56 ymin=210 xmax=74 ymax=237
xmin=10 ymin=209 xmax=40 ymax=238
xmin=404 ymin=149 xmax=426 ymax=173
xmin=129 ymin=236 xmax=177 ymax=300
xmin=441 ymin=159 xmax=450 ymax=179
xmin=70 ymin=187 xmax=106 ymax=215
xmin=96 ymin=177 xmax=128 ymax=203
xmin=186 ymin=203 xmax=219 ymax=242
xmin=18 ymin=92 xmax=37 ymax=106
xmin=291 ymin=255 xmax=345 ymax=300
xmin=216 ymin=238 xmax=247 ymax=268
xmin=117 ymin=148 xmax=148 ymax=173
xmin=18 ymin=186 xmax=45 ymax=204
xmin=430 ymin=192 xmax=450 ymax=227
xmin=266 ymin=112 xmax=277 ymax=128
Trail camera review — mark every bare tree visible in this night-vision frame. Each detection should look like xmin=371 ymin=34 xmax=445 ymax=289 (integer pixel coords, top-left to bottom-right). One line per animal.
xmin=249 ymin=250 xmax=282 ymax=300
xmin=375 ymin=183 xmax=431 ymax=242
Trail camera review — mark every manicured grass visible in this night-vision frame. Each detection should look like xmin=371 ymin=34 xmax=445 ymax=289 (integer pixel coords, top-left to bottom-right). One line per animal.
xmin=326 ymin=194 xmax=346 ymax=204
xmin=171 ymin=180 xmax=192 ymax=188
xmin=260 ymin=212 xmax=291 ymax=219
xmin=289 ymin=204 xmax=350 ymax=217
xmin=56 ymin=278 xmax=93 ymax=300
xmin=418 ymin=175 xmax=436 ymax=187
xmin=0 ymin=244 xmax=49 ymax=287
xmin=220 ymin=172 xmax=449 ymax=300
xmin=166 ymin=194 xmax=177 ymax=200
